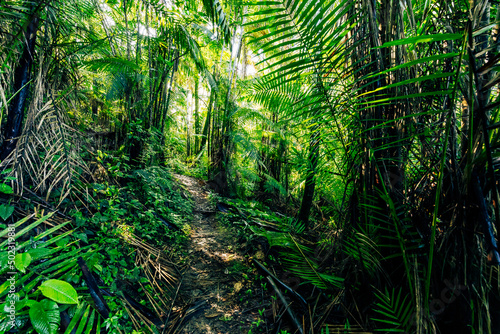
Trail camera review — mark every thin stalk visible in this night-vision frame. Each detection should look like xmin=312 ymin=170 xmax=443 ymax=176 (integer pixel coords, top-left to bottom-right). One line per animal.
xmin=372 ymin=151 xmax=413 ymax=297
xmin=424 ymin=31 xmax=466 ymax=309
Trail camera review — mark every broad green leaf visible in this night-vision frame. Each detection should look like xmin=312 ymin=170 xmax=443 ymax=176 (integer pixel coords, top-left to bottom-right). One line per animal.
xmin=0 ymin=183 xmax=13 ymax=194
xmin=29 ymin=299 xmax=60 ymax=334
xmin=38 ymin=280 xmax=78 ymax=304
xmin=27 ymin=299 xmax=38 ymax=307
xmin=55 ymin=237 xmax=70 ymax=248
xmin=14 ymin=253 xmax=31 ymax=273
xmin=1 ymin=168 xmax=11 ymax=175
xmin=3 ymin=293 xmax=28 ymax=312
xmin=0 ymin=204 xmax=14 ymax=220
xmin=74 ymin=232 xmax=88 ymax=244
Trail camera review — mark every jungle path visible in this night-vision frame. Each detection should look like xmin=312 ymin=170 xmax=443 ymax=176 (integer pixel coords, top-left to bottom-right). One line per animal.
xmin=172 ymin=174 xmax=267 ymax=334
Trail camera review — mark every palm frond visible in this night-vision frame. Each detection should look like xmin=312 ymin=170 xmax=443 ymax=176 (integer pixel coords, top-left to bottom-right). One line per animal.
xmin=83 ymin=56 xmax=141 ymax=73
xmin=200 ymin=0 xmax=231 ymax=44
xmin=252 ymin=226 xmax=344 ymax=290
xmin=1 ymin=64 xmax=94 ymax=207
xmin=371 ymin=287 xmax=414 ymax=333
xmin=0 ymin=212 xmax=100 ymax=333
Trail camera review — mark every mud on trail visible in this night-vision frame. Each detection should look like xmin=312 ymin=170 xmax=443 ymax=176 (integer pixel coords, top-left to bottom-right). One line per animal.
xmin=171 ymin=174 xmax=269 ymax=334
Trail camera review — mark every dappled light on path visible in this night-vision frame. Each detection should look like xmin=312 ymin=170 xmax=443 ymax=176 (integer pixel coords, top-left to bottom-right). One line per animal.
xmin=172 ymin=174 xmax=263 ymax=333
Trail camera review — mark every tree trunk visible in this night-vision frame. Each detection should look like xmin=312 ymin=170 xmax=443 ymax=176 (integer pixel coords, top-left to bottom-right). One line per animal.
xmin=196 ymin=88 xmax=214 ymax=156
xmin=186 ymin=89 xmax=192 ymax=157
xmin=194 ymin=74 xmax=200 ymax=152
xmin=123 ymin=0 xmax=131 ymax=61
xmin=0 ymin=17 xmax=38 ymax=161
xmin=160 ymin=57 xmax=176 ymax=135
xmin=297 ymin=127 xmax=319 ymax=227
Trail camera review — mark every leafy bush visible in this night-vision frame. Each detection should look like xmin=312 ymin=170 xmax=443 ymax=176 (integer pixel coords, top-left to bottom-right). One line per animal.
xmin=0 ymin=213 xmax=98 ymax=333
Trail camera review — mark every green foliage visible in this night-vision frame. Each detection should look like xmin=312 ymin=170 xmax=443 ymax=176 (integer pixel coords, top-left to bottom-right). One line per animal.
xmin=14 ymin=253 xmax=31 ymax=273
xmin=0 ymin=184 xmax=13 ymax=195
xmin=200 ymin=0 xmax=231 ymax=44
xmin=2 ymin=0 xmax=500 ymax=332
xmin=371 ymin=288 xmax=414 ymax=333
xmin=83 ymin=57 xmax=141 ymax=74
xmin=0 ymin=213 xmax=99 ymax=333
xmin=0 ymin=204 xmax=14 ymax=221
xmin=220 ymin=198 xmax=343 ymax=290
xmin=61 ymin=166 xmax=189 ymax=332
xmin=38 ymin=280 xmax=79 ymax=305
xmin=281 ymin=234 xmax=344 ymax=290
xmin=28 ymin=299 xmax=60 ymax=334
xmin=128 ymin=167 xmax=193 ymax=239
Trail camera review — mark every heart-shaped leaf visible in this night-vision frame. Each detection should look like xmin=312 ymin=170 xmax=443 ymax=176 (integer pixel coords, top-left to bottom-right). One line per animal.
xmin=74 ymin=232 xmax=88 ymax=244
xmin=55 ymin=238 xmax=69 ymax=248
xmin=0 ymin=183 xmax=13 ymax=194
xmin=29 ymin=299 xmax=60 ymax=334
xmin=3 ymin=293 xmax=28 ymax=313
xmin=0 ymin=204 xmax=14 ymax=220
xmin=39 ymin=280 xmax=78 ymax=304
xmin=15 ymin=253 xmax=32 ymax=273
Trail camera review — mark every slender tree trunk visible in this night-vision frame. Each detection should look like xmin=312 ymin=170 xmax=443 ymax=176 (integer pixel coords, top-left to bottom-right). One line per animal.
xmin=92 ymin=78 xmax=99 ymax=117
xmin=194 ymin=74 xmax=200 ymax=152
xmin=123 ymin=0 xmax=131 ymax=61
xmin=136 ymin=8 xmax=142 ymax=65
xmin=0 ymin=17 xmax=38 ymax=161
xmin=186 ymin=89 xmax=192 ymax=157
xmin=298 ymin=127 xmax=319 ymax=227
xmin=161 ymin=55 xmax=176 ymax=135
xmin=196 ymin=88 xmax=214 ymax=156
xmin=147 ymin=3 xmax=153 ymax=118
xmin=241 ymin=40 xmax=247 ymax=79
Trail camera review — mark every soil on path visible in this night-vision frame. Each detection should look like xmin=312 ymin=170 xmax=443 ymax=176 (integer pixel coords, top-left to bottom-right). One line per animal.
xmin=172 ymin=174 xmax=267 ymax=334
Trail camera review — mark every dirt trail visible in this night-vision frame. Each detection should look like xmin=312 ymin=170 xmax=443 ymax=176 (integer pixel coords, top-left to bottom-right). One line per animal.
xmin=173 ymin=174 xmax=264 ymax=334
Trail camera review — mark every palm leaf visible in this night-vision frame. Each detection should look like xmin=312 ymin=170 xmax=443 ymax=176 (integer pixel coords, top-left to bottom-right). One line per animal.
xmin=371 ymin=287 xmax=414 ymax=333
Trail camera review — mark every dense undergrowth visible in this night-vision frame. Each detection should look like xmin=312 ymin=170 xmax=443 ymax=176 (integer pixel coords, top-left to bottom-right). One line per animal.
xmin=0 ymin=161 xmax=195 ymax=333
xmin=0 ymin=132 xmax=498 ymax=333
xmin=0 ymin=148 xmax=351 ymax=334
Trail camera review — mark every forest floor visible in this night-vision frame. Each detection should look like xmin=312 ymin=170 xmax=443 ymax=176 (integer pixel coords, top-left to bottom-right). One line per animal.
xmin=172 ymin=174 xmax=270 ymax=334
